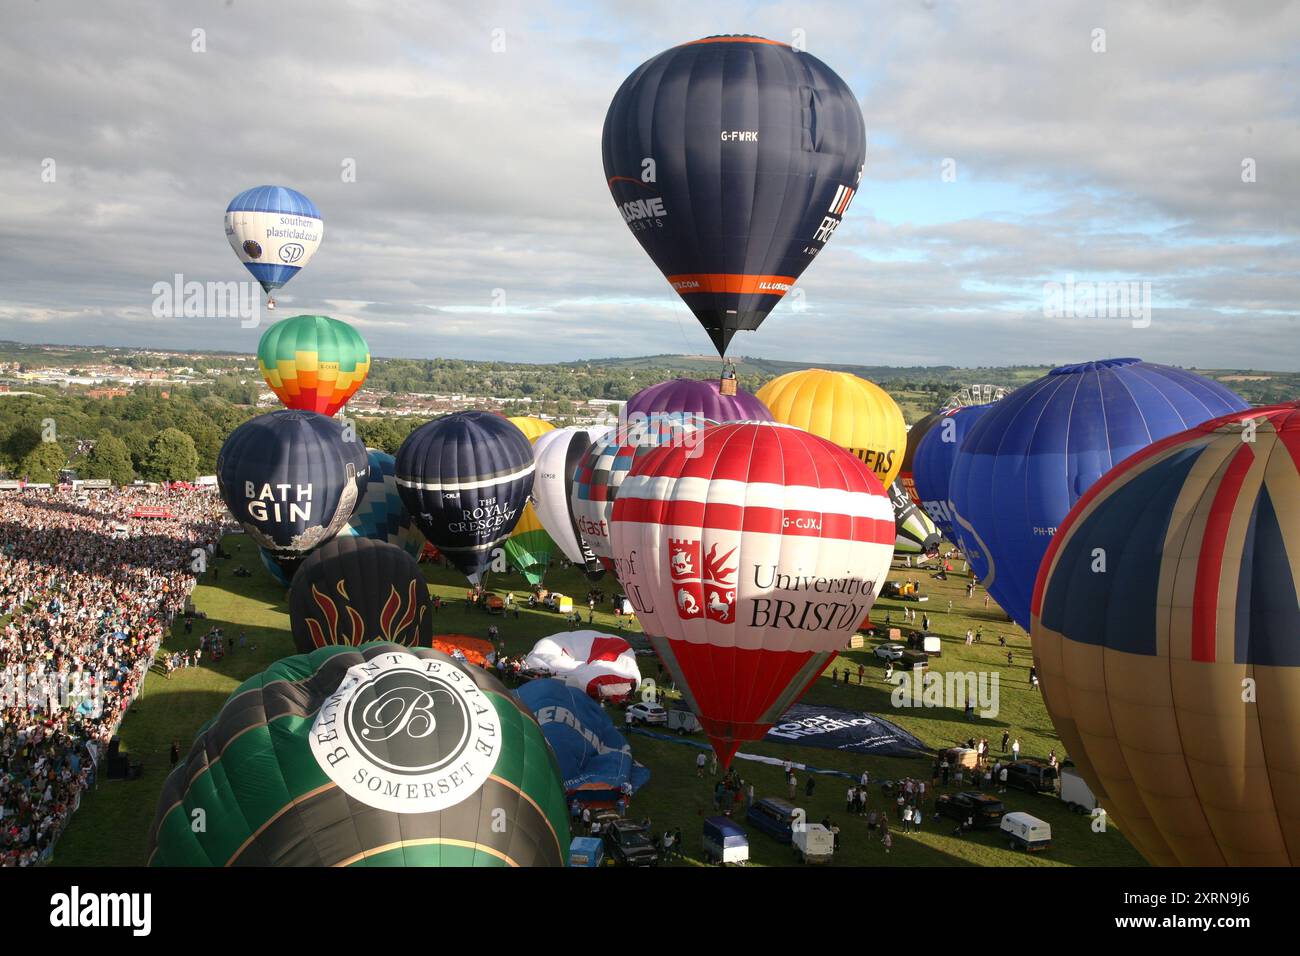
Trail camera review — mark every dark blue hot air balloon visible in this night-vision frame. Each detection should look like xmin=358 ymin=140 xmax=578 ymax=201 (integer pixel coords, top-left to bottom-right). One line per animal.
xmin=395 ymin=411 xmax=535 ymax=584
xmin=602 ymin=36 xmax=866 ymax=357
xmin=947 ymin=359 xmax=1247 ymax=631
xmin=911 ymin=404 xmax=993 ymax=547
xmin=216 ymin=410 xmax=368 ymax=557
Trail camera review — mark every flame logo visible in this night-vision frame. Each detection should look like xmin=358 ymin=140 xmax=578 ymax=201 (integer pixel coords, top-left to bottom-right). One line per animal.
xmin=305 ymin=578 xmax=424 ymax=648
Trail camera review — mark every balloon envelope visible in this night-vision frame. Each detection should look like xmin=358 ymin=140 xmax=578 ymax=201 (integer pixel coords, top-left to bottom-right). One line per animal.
xmin=507 ymin=416 xmax=556 ymax=443
xmin=225 ymin=185 xmax=322 ymax=294
xmin=1032 ymin=403 xmax=1300 ymax=866
xmin=757 ymin=368 xmax=907 ymax=487
xmin=610 ymin=421 xmax=894 ymax=765
xmin=571 ymin=417 xmax=711 ymax=569
xmin=257 ymin=315 xmax=370 ymax=416
xmin=147 ymin=643 xmax=569 ymax=866
xmin=532 ymin=426 xmax=612 ymax=580
xmin=911 ymin=405 xmax=993 ymax=547
xmin=898 ymin=411 xmax=942 ymax=508
xmin=602 ymin=36 xmax=865 ymax=356
xmin=338 ymin=449 xmax=426 ymax=559
xmin=217 ymin=410 xmax=368 ymax=556
xmin=395 ymin=411 xmax=535 ymax=584
xmin=888 ymin=480 xmax=940 ymax=555
xmin=625 ymin=378 xmax=771 ymax=424
xmin=289 ymin=536 xmax=432 ymax=653
xmin=949 ymin=359 xmax=1248 ymax=630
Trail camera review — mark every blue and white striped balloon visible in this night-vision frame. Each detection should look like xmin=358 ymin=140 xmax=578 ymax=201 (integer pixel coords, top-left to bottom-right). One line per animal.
xmin=225 ymin=185 xmax=323 ymax=294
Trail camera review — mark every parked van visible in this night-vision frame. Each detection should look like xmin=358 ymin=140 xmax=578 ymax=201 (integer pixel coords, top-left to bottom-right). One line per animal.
xmin=746 ymin=797 xmax=798 ymax=843
xmin=702 ymin=816 xmax=749 ymax=865
xmin=568 ymin=836 xmax=606 ymax=867
xmin=1000 ymin=812 xmax=1052 ymax=852
xmin=793 ymin=823 xmax=835 ymax=864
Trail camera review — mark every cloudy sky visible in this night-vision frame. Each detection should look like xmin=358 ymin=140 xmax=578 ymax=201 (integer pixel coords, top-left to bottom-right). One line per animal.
xmin=1 ymin=0 xmax=1297 ymax=369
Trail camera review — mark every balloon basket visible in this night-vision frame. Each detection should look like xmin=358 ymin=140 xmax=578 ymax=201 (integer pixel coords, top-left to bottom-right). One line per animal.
xmin=719 ymin=376 xmax=738 ymax=396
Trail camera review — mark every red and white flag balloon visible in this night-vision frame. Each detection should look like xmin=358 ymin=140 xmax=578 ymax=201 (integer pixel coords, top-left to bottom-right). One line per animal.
xmin=611 ymin=422 xmax=895 ymax=766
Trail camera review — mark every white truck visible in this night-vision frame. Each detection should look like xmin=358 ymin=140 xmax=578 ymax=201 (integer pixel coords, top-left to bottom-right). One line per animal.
xmin=793 ymin=823 xmax=835 ymax=864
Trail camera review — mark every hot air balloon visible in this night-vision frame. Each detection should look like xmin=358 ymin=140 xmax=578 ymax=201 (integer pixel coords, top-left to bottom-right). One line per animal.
xmin=507 ymin=416 xmax=556 ymax=443
xmin=259 ymin=548 xmax=303 ymax=587
xmin=502 ymin=501 xmax=553 ymax=586
xmin=288 ymin=537 xmax=432 ymax=653
xmin=147 ymin=642 xmax=570 ymax=866
xmin=256 ymin=315 xmax=370 ymax=416
xmin=395 ymin=412 xmax=535 ymax=584
xmin=338 ymin=449 xmax=426 ymax=559
xmin=225 ymin=185 xmax=323 ymax=309
xmin=898 ymin=411 xmax=942 ymax=509
xmin=610 ymin=421 xmax=895 ymax=766
xmin=501 ymin=418 xmax=558 ymax=584
xmin=217 ymin=410 xmax=368 ymax=557
xmin=910 ymin=405 xmax=993 ymax=547
xmin=1032 ymin=403 xmax=1300 ymax=866
xmin=625 ymin=378 xmax=772 ymax=425
xmin=602 ymin=36 xmax=866 ymax=357
xmin=756 ymin=368 xmax=907 ymax=487
xmin=888 ymin=480 xmax=940 ymax=555
xmin=948 ymin=358 xmax=1248 ymax=630
xmin=571 ymin=417 xmax=711 ymax=571
xmin=532 ymin=426 xmax=612 ymax=581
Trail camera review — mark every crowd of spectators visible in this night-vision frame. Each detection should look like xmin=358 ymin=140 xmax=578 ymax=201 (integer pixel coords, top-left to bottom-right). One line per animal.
xmin=0 ymin=485 xmax=231 ymax=866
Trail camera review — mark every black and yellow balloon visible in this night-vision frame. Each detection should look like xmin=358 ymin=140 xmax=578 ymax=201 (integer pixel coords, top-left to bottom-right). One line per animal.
xmin=148 ymin=643 xmax=571 ymax=866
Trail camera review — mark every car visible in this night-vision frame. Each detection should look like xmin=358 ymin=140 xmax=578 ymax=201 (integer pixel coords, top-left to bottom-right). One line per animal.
xmin=1003 ymin=760 xmax=1058 ymax=794
xmin=602 ymin=819 xmax=660 ymax=866
xmin=897 ymin=649 xmax=929 ymax=669
xmin=746 ymin=797 xmax=799 ymax=843
xmin=935 ymin=791 xmax=1006 ymax=829
xmin=624 ymin=702 xmax=667 ymax=726
xmin=873 ymin=643 xmax=906 ymax=661
xmin=702 ymin=816 xmax=749 ymax=865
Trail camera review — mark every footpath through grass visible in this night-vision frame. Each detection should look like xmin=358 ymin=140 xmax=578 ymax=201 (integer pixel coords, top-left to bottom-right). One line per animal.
xmin=54 ymin=533 xmax=1145 ymax=867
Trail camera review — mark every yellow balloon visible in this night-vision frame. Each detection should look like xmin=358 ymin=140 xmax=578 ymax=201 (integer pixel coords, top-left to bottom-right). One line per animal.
xmin=756 ymin=369 xmax=906 ymax=487
xmin=507 ymin=416 xmax=556 ymax=444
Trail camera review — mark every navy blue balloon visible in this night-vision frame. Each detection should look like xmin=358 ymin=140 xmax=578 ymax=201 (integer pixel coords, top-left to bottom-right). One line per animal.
xmin=911 ymin=404 xmax=993 ymax=547
xmin=395 ymin=412 xmax=535 ymax=583
xmin=217 ymin=410 xmax=368 ymax=557
xmin=948 ymin=359 xmax=1248 ymax=631
xmin=602 ymin=36 xmax=866 ymax=356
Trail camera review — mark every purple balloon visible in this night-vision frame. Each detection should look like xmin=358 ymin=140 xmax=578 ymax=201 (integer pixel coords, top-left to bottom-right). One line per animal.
xmin=624 ymin=378 xmax=773 ymax=423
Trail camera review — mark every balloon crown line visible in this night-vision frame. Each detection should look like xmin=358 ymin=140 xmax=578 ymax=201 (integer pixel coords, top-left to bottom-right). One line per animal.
xmin=1049 ymin=357 xmax=1143 ymax=375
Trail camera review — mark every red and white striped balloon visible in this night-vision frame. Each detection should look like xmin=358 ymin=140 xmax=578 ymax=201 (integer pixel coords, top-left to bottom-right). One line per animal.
xmin=611 ymin=421 xmax=895 ymax=766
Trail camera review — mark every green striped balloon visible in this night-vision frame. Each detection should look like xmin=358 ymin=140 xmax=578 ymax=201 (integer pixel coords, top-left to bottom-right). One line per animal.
xmin=148 ymin=643 xmax=570 ymax=866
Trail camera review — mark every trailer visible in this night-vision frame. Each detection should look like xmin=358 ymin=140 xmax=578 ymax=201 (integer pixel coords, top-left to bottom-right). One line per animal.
xmin=1059 ymin=763 xmax=1099 ymax=814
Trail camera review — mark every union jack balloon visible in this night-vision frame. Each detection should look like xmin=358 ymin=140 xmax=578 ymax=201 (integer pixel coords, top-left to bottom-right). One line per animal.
xmin=611 ymin=421 xmax=895 ymax=766
xmin=1032 ymin=403 xmax=1300 ymax=866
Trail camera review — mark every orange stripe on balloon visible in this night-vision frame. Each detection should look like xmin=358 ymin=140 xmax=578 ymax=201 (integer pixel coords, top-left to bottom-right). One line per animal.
xmin=666 ymin=273 xmax=796 ymax=296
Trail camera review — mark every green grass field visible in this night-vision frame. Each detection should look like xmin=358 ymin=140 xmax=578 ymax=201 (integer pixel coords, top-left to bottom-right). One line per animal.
xmin=54 ymin=533 xmax=1145 ymax=868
